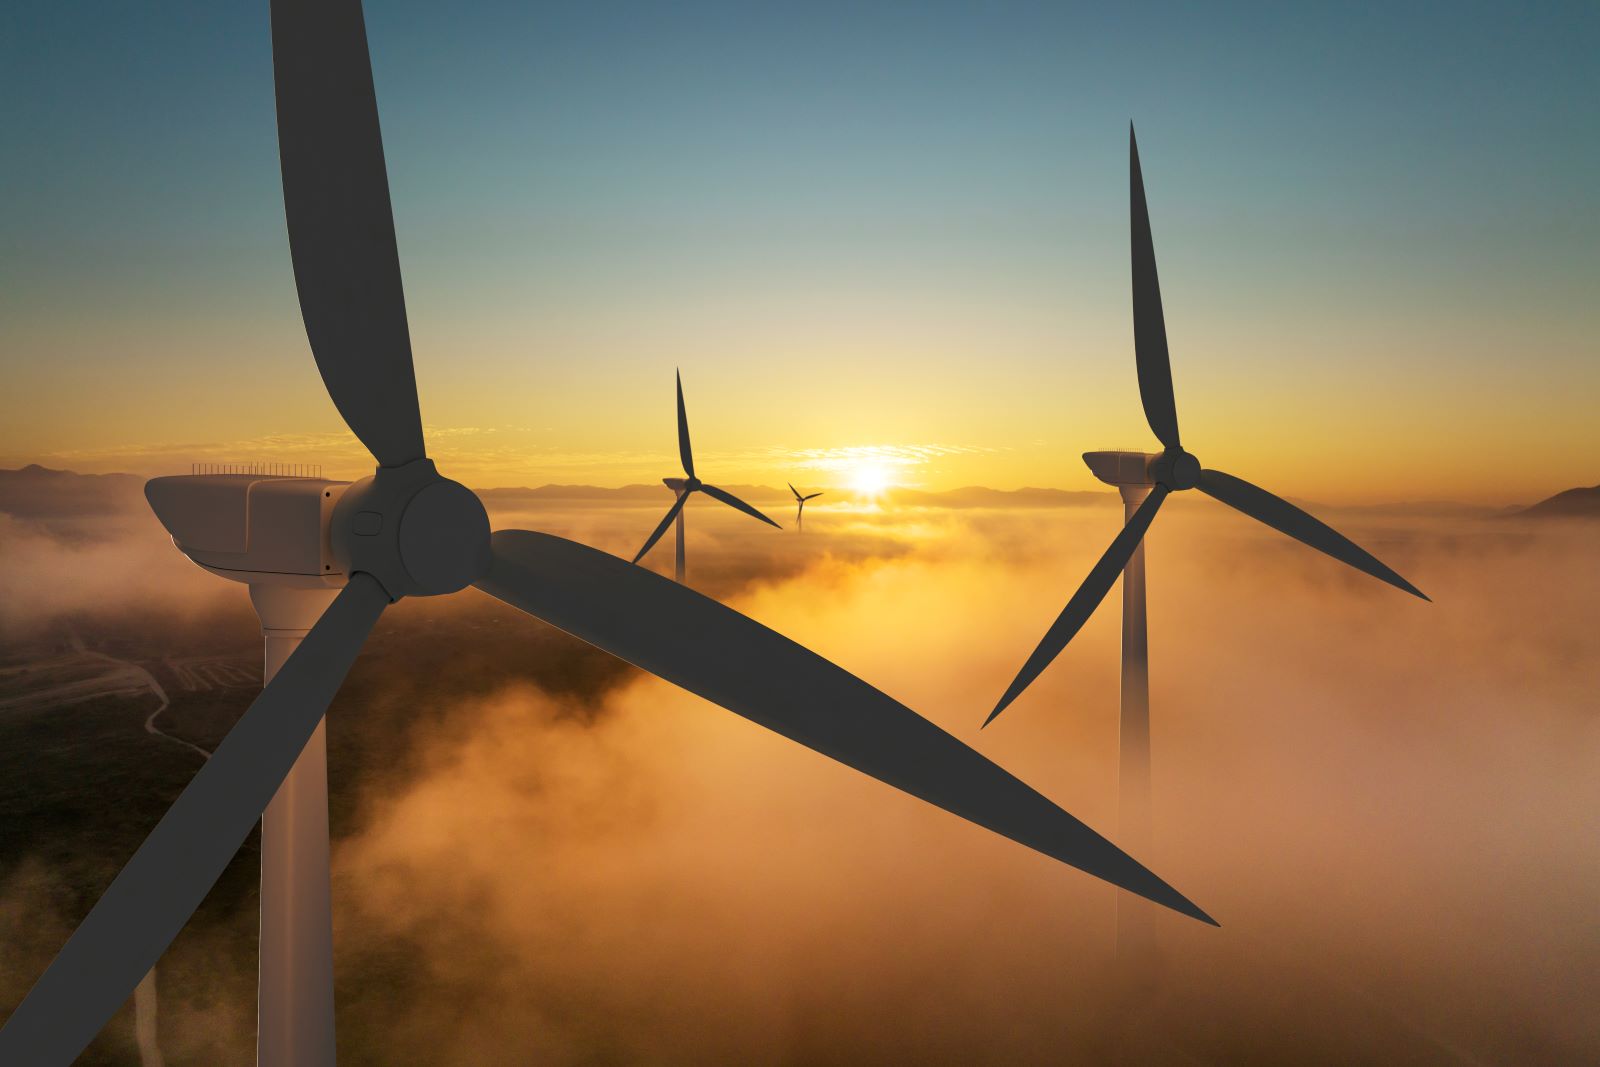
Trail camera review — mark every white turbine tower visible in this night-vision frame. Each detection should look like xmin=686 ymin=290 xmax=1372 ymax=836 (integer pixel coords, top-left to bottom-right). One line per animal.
xmin=0 ymin=21 xmax=1216 ymax=1064
xmin=140 ymin=474 xmax=353 ymax=1065
xmin=984 ymin=125 xmax=1427 ymax=959
xmin=634 ymin=370 xmax=780 ymax=583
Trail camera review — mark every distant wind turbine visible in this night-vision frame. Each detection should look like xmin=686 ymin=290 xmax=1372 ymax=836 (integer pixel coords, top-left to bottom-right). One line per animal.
xmin=984 ymin=125 xmax=1428 ymax=955
xmin=789 ymin=483 xmax=823 ymax=530
xmin=634 ymin=371 xmax=780 ymax=582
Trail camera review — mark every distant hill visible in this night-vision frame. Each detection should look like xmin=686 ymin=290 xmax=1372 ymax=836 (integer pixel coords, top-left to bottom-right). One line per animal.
xmin=7 ymin=465 xmax=1561 ymax=520
xmin=479 ymin=484 xmax=797 ymax=506
xmin=6 ymin=469 xmax=1112 ymax=520
xmin=479 ymin=483 xmax=1113 ymax=508
xmin=1314 ymin=499 xmax=1508 ymax=519
xmin=1513 ymin=484 xmax=1600 ymax=519
xmin=478 ymin=484 xmax=675 ymax=504
xmin=0 ymin=464 xmax=146 ymax=518
xmin=887 ymin=485 xmax=1107 ymax=508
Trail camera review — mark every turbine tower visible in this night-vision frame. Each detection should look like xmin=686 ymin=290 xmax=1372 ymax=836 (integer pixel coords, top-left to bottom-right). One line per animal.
xmin=0 ymin=21 xmax=1215 ymax=1064
xmin=634 ymin=370 xmax=780 ymax=583
xmin=984 ymin=125 xmax=1427 ymax=953
xmin=789 ymin=483 xmax=823 ymax=530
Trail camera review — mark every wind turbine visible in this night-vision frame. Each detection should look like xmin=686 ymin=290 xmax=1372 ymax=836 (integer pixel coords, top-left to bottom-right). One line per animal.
xmin=0 ymin=15 xmax=1215 ymax=1065
xmin=983 ymin=125 xmax=1426 ymax=955
xmin=633 ymin=370 xmax=780 ymax=583
xmin=789 ymin=482 xmax=823 ymax=530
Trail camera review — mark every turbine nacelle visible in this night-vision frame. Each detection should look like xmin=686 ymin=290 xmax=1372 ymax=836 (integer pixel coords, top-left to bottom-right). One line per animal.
xmin=147 ymin=459 xmax=490 ymax=600
xmin=146 ymin=473 xmax=351 ymax=588
xmin=1083 ymin=448 xmax=1200 ymax=492
xmin=1082 ymin=450 xmax=1157 ymax=488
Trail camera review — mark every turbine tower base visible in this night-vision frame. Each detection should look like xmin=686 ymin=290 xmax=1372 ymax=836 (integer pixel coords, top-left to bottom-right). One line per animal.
xmin=664 ymin=478 xmax=688 ymax=584
xmin=1084 ymin=452 xmax=1160 ymax=968
xmin=250 ymin=584 xmax=340 ymax=1067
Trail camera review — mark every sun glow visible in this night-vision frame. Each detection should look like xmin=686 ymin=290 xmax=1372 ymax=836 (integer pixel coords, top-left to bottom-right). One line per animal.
xmin=850 ymin=463 xmax=893 ymax=498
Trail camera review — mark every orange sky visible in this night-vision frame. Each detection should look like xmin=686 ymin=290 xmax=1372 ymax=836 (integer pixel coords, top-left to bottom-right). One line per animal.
xmin=4 ymin=328 xmax=1594 ymax=506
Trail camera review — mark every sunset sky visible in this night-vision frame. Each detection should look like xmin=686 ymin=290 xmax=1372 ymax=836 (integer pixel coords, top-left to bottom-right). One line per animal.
xmin=3 ymin=1 xmax=1595 ymax=503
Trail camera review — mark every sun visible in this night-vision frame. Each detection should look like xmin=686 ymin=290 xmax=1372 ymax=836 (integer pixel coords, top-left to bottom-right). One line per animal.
xmin=849 ymin=463 xmax=893 ymax=498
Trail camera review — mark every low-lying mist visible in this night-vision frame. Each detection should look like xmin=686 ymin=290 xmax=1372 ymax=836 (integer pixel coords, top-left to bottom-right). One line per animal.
xmin=2 ymin=490 xmax=1596 ymax=1063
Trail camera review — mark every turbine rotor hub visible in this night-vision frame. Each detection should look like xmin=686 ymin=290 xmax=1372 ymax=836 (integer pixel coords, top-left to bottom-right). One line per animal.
xmin=331 ymin=458 xmax=491 ymax=599
xmin=1151 ymin=448 xmax=1202 ymax=491
xmin=685 ymin=477 xmax=703 ymax=491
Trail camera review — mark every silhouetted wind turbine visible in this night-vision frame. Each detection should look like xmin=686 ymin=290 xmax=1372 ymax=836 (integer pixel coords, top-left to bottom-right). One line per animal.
xmin=634 ymin=370 xmax=780 ymax=582
xmin=789 ymin=482 xmax=823 ymax=530
xmin=0 ymin=16 xmax=1216 ymax=1059
xmin=983 ymin=124 xmax=1427 ymax=953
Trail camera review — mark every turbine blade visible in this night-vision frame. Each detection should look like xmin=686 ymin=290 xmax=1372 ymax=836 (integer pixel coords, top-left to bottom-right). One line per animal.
xmin=1198 ymin=469 xmax=1428 ymax=600
xmin=804 ymin=492 xmax=823 ymax=501
xmin=633 ymin=492 xmax=689 ymax=564
xmin=1129 ymin=124 xmax=1181 ymax=450
xmin=987 ymin=485 xmax=1169 ymax=725
xmin=272 ymin=0 xmax=426 ymax=467
xmin=0 ymin=574 xmax=389 ymax=1066
xmin=676 ymin=369 xmax=695 ymax=479
xmin=474 ymin=530 xmax=1214 ymax=924
xmin=788 ymin=481 xmax=801 ymax=501
xmin=702 ymin=483 xmax=782 ymax=528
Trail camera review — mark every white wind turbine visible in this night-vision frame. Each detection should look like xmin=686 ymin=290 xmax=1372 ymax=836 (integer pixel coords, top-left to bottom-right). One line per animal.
xmin=984 ymin=125 xmax=1427 ymax=956
xmin=0 ymin=17 xmax=1214 ymax=1066
xmin=633 ymin=370 xmax=780 ymax=584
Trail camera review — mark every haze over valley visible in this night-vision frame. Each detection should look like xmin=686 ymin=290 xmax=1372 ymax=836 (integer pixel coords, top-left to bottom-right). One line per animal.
xmin=1 ymin=466 xmax=1595 ymax=1064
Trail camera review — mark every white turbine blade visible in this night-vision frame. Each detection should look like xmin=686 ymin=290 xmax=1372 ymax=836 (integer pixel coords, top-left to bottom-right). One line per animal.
xmin=474 ymin=529 xmax=1214 ymax=924
xmin=0 ymin=574 xmax=390 ymax=1066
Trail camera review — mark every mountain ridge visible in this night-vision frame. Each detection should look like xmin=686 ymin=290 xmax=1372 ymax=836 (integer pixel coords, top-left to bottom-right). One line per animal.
xmin=2 ymin=465 xmax=1587 ymax=520
xmin=1513 ymin=484 xmax=1600 ymax=519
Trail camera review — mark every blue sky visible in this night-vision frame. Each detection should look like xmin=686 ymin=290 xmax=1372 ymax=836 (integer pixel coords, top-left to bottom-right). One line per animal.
xmin=3 ymin=1 xmax=1596 ymax=499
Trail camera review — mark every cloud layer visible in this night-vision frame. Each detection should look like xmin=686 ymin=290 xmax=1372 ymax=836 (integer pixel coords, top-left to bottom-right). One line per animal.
xmin=2 ymin=492 xmax=1596 ymax=1063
